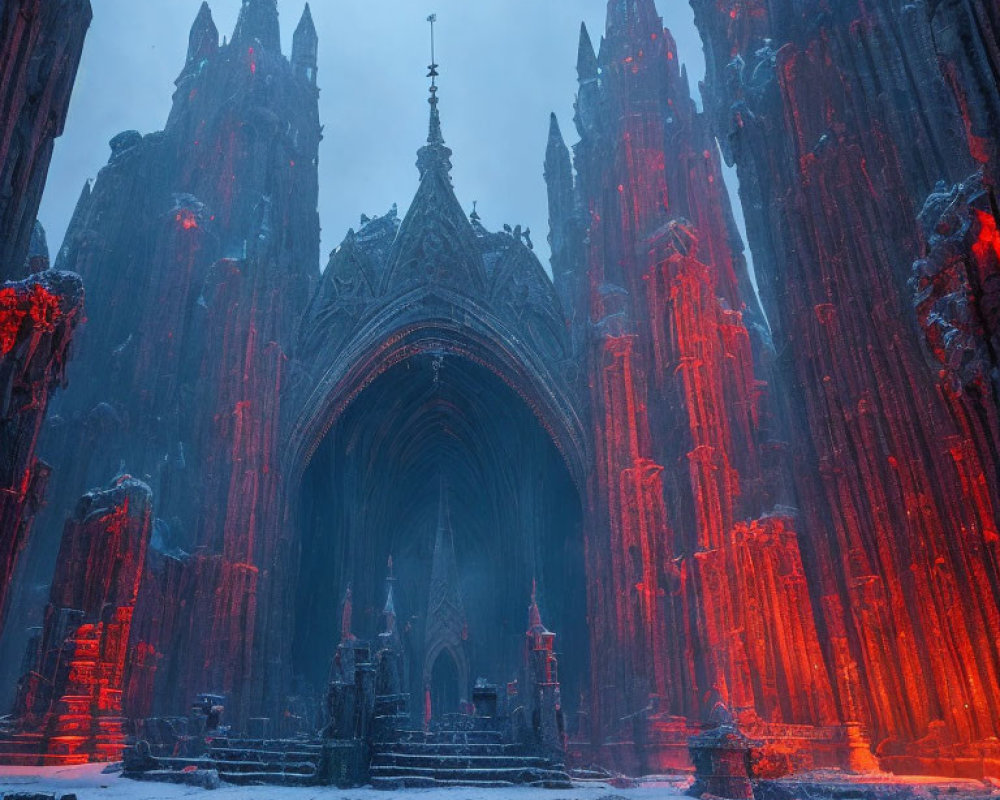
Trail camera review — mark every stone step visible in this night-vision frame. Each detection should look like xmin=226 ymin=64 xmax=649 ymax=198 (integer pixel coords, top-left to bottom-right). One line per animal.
xmin=378 ymin=741 xmax=519 ymax=757
xmin=214 ymin=739 xmax=324 ymax=753
xmin=0 ymin=751 xmax=73 ymax=767
xmin=372 ymin=776 xmax=519 ymax=790
xmin=372 ymin=752 xmax=553 ymax=770
xmin=0 ymin=735 xmax=46 ymax=756
xmin=155 ymin=755 xmax=317 ymax=776
xmin=370 ymin=763 xmax=571 ymax=785
xmin=394 ymin=729 xmax=504 ymax=745
xmin=218 ymin=770 xmax=318 ymax=787
xmin=206 ymin=746 xmax=321 ymax=762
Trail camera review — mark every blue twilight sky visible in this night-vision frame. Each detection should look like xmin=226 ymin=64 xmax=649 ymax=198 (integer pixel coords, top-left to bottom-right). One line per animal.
xmin=39 ymin=0 xmax=715 ymax=271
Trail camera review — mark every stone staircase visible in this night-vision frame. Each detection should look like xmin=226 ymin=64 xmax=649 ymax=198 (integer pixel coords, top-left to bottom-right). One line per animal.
xmin=0 ymin=731 xmax=62 ymax=766
xmin=126 ymin=737 xmax=325 ymax=786
xmin=371 ymin=727 xmax=572 ymax=789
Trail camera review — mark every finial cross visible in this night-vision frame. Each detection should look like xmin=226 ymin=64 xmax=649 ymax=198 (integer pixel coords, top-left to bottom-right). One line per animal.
xmin=427 ymin=14 xmax=439 ymax=88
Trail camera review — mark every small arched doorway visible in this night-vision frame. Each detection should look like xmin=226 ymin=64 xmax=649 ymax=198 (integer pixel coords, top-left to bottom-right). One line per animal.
xmin=427 ymin=648 xmax=463 ymax=719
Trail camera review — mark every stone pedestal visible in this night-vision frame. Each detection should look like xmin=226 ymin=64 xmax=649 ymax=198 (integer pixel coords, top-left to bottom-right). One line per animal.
xmin=472 ymin=684 xmax=498 ymax=719
xmin=689 ymin=725 xmax=755 ymax=800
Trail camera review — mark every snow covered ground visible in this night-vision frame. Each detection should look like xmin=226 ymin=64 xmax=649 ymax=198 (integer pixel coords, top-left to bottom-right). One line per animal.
xmin=0 ymin=764 xmax=687 ymax=799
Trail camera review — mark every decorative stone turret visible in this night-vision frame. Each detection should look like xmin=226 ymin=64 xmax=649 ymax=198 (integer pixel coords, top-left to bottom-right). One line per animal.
xmin=373 ymin=558 xmax=409 ymax=741
xmin=323 ymin=585 xmax=374 ymax=742
xmin=522 ymin=582 xmax=563 ymax=755
xmin=291 ymin=4 xmax=318 ymax=86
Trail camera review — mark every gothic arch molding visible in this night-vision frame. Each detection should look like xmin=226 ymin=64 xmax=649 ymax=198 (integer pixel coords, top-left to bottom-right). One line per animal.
xmin=284 ymin=288 xmax=589 ymax=494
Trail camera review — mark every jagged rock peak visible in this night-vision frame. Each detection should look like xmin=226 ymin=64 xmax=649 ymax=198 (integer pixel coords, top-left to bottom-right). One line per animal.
xmin=547 ymin=112 xmax=567 ymax=153
xmin=577 ymin=22 xmax=598 ymax=81
xmin=545 ymin=113 xmax=572 ymax=186
xmin=187 ymin=2 xmax=218 ymax=65
xmin=231 ymin=0 xmax=280 ymax=55
xmin=605 ymin=0 xmax=661 ymax=42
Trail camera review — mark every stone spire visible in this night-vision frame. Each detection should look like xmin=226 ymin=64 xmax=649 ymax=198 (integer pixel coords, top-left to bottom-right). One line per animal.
xmin=576 ymin=22 xmax=598 ymax=82
xmin=340 ymin=584 xmax=355 ymax=643
xmin=291 ymin=4 xmax=318 ymax=85
xmin=545 ymin=113 xmax=575 ymax=263
xmin=545 ymin=114 xmax=572 ymax=201
xmin=575 ymin=22 xmax=601 ymax=138
xmin=186 ymin=2 xmax=219 ymax=67
xmin=527 ymin=579 xmax=549 ymax=635
xmin=382 ymin=556 xmax=397 ymax=636
xmin=425 ymin=481 xmax=466 ymax=650
xmin=232 ymin=0 xmax=280 ymax=54
xmin=417 ymin=14 xmax=453 ymax=179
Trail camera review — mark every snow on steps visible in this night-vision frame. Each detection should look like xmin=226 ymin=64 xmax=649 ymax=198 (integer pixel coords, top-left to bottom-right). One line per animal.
xmin=371 ymin=727 xmax=572 ymax=790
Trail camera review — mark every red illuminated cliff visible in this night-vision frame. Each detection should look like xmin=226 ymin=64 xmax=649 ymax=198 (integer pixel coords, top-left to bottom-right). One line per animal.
xmin=0 ymin=0 xmax=321 ymax=718
xmin=2 ymin=477 xmax=151 ymax=765
xmin=548 ymin=0 xmax=857 ymax=775
xmin=0 ymin=271 xmax=83 ymax=638
xmin=0 ymin=0 xmax=90 ymax=642
xmin=691 ymin=0 xmax=1000 ymax=777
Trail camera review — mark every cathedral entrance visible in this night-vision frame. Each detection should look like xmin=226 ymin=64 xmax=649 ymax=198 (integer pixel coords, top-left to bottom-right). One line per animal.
xmin=292 ymin=351 xmax=588 ymax=727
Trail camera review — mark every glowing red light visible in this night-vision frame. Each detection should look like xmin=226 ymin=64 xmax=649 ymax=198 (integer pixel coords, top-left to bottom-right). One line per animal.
xmin=972 ymin=209 xmax=1000 ymax=263
xmin=175 ymin=210 xmax=199 ymax=230
xmin=0 ymin=287 xmax=26 ymax=355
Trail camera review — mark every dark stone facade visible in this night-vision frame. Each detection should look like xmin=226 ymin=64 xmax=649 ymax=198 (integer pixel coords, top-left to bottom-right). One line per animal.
xmin=0 ymin=0 xmax=90 ymax=640
xmin=1 ymin=0 xmax=1000 ymax=781
xmin=0 ymin=0 xmax=91 ymax=283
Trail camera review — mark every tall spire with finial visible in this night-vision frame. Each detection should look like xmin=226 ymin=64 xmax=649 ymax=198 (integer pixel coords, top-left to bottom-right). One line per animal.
xmin=427 ymin=13 xmax=441 ymax=143
xmin=417 ymin=13 xmax=453 ymax=178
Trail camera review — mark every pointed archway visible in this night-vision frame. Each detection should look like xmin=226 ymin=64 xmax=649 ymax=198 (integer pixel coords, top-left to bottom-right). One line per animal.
xmin=292 ymin=352 xmax=587 ymax=725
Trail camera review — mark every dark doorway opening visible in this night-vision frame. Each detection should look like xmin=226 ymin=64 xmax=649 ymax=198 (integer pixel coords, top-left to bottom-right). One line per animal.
xmin=429 ymin=649 xmax=461 ymax=718
xmin=293 ymin=352 xmax=587 ymax=724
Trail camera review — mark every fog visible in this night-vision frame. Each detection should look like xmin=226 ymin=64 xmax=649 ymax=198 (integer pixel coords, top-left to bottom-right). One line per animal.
xmin=39 ymin=0 xmax=710 ymax=270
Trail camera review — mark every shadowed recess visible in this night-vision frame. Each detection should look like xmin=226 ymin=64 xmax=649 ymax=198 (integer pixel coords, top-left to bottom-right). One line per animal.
xmin=294 ymin=353 xmax=588 ymax=722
